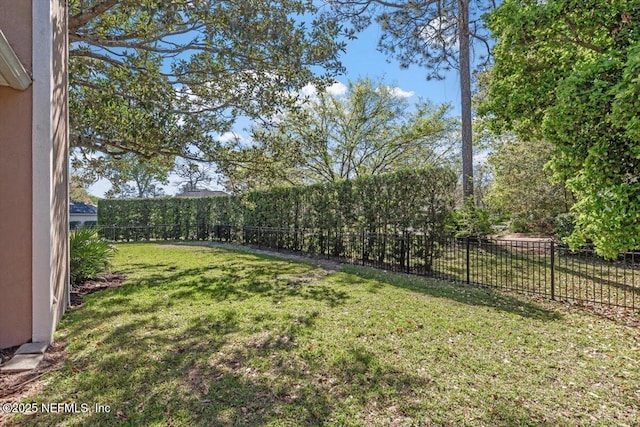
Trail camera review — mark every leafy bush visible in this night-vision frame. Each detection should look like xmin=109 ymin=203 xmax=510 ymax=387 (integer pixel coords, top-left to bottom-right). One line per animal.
xmin=450 ymin=201 xmax=492 ymax=238
xmin=70 ymin=227 xmax=116 ymax=286
xmin=508 ymin=215 xmax=531 ymax=233
xmin=554 ymin=212 xmax=576 ymax=241
xmin=98 ymin=167 xmax=457 ymax=234
xmin=509 ymin=214 xmax=555 ymax=235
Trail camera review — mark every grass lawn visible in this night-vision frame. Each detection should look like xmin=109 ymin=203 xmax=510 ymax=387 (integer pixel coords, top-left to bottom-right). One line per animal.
xmin=9 ymin=243 xmax=640 ymax=426
xmin=430 ymin=241 xmax=640 ymax=310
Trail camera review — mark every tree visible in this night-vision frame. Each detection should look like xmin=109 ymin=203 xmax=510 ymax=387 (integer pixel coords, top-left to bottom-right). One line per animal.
xmin=481 ymin=0 xmax=640 ymax=257
xmin=175 ymin=160 xmax=214 ymax=193
xmin=102 ymin=153 xmax=172 ymax=198
xmin=485 ymin=137 xmax=573 ymax=232
xmin=324 ymin=0 xmax=496 ymax=200
xmin=69 ymin=0 xmax=346 ymax=167
xmin=218 ymin=78 xmax=458 ymax=191
xmin=70 ymin=175 xmax=97 ymax=204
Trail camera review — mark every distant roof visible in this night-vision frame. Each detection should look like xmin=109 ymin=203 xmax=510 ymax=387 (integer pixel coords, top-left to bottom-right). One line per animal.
xmin=70 ymin=202 xmax=97 ymax=214
xmin=176 ymin=189 xmax=228 ymax=198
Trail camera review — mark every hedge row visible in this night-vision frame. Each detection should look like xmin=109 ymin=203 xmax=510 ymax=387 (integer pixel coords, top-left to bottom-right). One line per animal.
xmin=98 ymin=167 xmax=457 ymax=237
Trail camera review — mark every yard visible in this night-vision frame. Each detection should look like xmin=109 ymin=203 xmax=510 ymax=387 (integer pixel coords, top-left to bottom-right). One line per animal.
xmin=5 ymin=243 xmax=640 ymax=426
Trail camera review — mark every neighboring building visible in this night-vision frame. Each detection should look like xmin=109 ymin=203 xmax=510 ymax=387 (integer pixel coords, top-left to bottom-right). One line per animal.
xmin=70 ymin=202 xmax=98 ymax=229
xmin=176 ymin=189 xmax=228 ymax=198
xmin=0 ymin=0 xmax=69 ymax=349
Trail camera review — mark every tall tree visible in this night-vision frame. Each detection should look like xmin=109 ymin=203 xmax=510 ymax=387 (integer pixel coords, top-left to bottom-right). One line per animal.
xmin=324 ymin=0 xmax=495 ymax=200
xmin=481 ymin=0 xmax=640 ymax=257
xmin=69 ymin=0 xmax=346 ymax=166
xmin=218 ymin=78 xmax=458 ymax=191
xmin=175 ymin=160 xmax=214 ymax=193
xmin=102 ymin=153 xmax=172 ymax=198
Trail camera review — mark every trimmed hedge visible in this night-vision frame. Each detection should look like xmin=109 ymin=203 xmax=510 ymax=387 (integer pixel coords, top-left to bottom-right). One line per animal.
xmin=98 ymin=167 xmax=456 ymax=237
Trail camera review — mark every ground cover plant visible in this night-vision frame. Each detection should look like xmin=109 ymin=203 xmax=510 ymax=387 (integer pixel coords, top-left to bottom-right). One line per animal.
xmin=7 ymin=243 xmax=639 ymax=426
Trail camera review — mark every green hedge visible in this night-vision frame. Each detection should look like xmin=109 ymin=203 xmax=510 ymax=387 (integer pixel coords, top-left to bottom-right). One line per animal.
xmin=98 ymin=167 xmax=456 ymax=237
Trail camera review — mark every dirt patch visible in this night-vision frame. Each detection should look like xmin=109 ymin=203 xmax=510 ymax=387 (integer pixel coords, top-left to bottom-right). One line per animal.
xmin=0 ymin=273 xmax=127 ymax=424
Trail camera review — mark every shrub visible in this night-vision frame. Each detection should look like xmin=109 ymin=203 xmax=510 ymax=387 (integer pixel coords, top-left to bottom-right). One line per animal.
xmin=70 ymin=227 xmax=116 ymax=286
xmin=554 ymin=212 xmax=576 ymax=241
xmin=98 ymin=167 xmax=457 ymax=233
xmin=509 ymin=214 xmax=556 ymax=235
xmin=451 ymin=201 xmax=492 ymax=238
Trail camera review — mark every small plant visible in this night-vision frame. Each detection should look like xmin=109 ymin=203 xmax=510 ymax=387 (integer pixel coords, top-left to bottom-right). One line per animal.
xmin=70 ymin=227 xmax=116 ymax=286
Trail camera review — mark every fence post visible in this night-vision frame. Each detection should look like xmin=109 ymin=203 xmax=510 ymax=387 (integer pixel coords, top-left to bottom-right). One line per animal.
xmin=550 ymin=241 xmax=555 ymax=300
xmin=406 ymin=231 xmax=411 ymax=274
xmin=466 ymin=237 xmax=470 ymax=285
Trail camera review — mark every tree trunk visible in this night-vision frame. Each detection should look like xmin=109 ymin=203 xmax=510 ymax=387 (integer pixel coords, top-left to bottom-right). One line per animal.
xmin=458 ymin=0 xmax=474 ymax=200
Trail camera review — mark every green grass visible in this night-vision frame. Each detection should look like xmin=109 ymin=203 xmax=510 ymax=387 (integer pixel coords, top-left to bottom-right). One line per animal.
xmin=10 ymin=243 xmax=640 ymax=426
xmin=431 ymin=241 xmax=640 ymax=309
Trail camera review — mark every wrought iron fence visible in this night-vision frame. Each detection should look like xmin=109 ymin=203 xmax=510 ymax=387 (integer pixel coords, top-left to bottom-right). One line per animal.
xmin=99 ymin=224 xmax=639 ymax=311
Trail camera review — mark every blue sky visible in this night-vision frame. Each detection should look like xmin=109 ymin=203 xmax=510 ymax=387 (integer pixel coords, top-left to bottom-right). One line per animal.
xmin=338 ymin=26 xmax=463 ymax=114
xmin=89 ymin=25 xmax=463 ymax=197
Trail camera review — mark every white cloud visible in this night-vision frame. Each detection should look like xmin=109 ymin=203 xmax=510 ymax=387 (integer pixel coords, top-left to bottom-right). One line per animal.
xmin=301 ymin=81 xmax=347 ymax=99
xmin=390 ymin=87 xmax=415 ymax=98
xmin=326 ymin=81 xmax=347 ymax=96
xmin=418 ymin=14 xmax=458 ymax=50
xmin=301 ymin=83 xmax=317 ymax=97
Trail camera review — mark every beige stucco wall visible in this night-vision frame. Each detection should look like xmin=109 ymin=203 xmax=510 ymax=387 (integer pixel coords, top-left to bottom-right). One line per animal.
xmin=0 ymin=0 xmax=33 ymax=348
xmin=51 ymin=0 xmax=68 ymax=327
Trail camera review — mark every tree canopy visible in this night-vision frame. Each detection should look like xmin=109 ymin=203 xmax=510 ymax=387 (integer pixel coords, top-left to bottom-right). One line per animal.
xmin=69 ymin=0 xmax=346 ymax=166
xmin=481 ymin=0 xmax=640 ymax=257
xmin=324 ymin=0 xmax=496 ymax=199
xmin=218 ymin=78 xmax=458 ymax=191
xmin=102 ymin=153 xmax=172 ymax=198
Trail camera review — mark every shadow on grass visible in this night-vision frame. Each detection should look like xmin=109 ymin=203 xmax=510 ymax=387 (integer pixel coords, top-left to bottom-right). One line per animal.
xmin=16 ymin=243 xmax=572 ymax=426
xmin=341 ymin=265 xmax=563 ymax=321
xmin=168 ymin=240 xmax=562 ymax=321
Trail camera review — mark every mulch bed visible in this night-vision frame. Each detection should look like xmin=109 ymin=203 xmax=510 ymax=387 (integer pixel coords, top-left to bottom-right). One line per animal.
xmin=70 ymin=273 xmax=127 ymax=307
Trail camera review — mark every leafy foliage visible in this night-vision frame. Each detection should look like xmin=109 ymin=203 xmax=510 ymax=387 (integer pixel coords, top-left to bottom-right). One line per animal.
xmin=553 ymin=212 xmax=576 ymax=242
xmin=98 ymin=167 xmax=457 ymax=238
xmin=449 ymin=199 xmax=491 ymax=238
xmin=102 ymin=153 xmax=172 ymax=198
xmin=482 ymin=0 xmax=640 ymax=257
xmin=70 ymin=227 xmax=116 ymax=286
xmin=485 ymin=138 xmax=573 ymax=232
xmin=324 ymin=1 xmax=497 ymax=199
xmin=69 ymin=0 xmax=346 ymax=166
xmin=323 ymin=1 xmax=492 ymax=76
xmin=70 ymin=175 xmax=97 ymax=204
xmin=219 ymin=78 xmax=458 ymax=191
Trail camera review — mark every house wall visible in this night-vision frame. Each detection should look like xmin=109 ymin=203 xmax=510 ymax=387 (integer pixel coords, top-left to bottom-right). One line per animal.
xmin=51 ymin=0 xmax=68 ymax=328
xmin=32 ymin=0 xmax=69 ymax=343
xmin=0 ymin=1 xmax=33 ymax=348
xmin=0 ymin=0 xmax=68 ymax=349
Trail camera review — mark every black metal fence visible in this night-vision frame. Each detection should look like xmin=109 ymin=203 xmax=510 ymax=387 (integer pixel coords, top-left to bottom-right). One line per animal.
xmin=98 ymin=224 xmax=639 ymax=311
